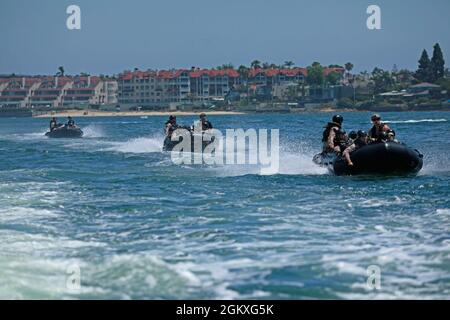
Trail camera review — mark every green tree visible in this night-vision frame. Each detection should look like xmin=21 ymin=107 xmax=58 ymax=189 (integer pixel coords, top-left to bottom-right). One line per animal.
xmin=436 ymin=78 xmax=450 ymax=99
xmin=237 ymin=65 xmax=250 ymax=79
xmin=326 ymin=71 xmax=341 ymax=85
xmin=431 ymin=43 xmax=445 ymax=82
xmin=218 ymin=63 xmax=234 ymax=70
xmin=395 ymin=69 xmax=414 ymax=87
xmin=371 ymin=67 xmax=394 ymax=94
xmin=416 ymin=50 xmax=432 ymax=82
xmin=251 ymin=60 xmax=261 ymax=69
xmin=306 ymin=63 xmax=324 ymax=86
xmin=344 ymin=62 xmax=354 ymax=74
xmin=392 ymin=64 xmax=398 ymax=74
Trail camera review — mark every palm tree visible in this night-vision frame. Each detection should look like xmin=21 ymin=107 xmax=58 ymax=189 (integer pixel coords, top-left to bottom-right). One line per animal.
xmin=250 ymin=60 xmax=261 ymax=69
xmin=283 ymin=61 xmax=294 ymax=69
xmin=344 ymin=62 xmax=354 ymax=75
xmin=56 ymin=66 xmax=65 ymax=77
xmin=238 ymin=65 xmax=249 ymax=77
xmin=217 ymin=63 xmax=234 ymax=70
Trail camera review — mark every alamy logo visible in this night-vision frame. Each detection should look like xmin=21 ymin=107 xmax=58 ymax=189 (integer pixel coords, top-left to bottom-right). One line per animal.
xmin=169 ymin=128 xmax=279 ymax=175
xmin=366 ymin=265 xmax=381 ymax=290
xmin=66 ymin=5 xmax=81 ymax=30
xmin=366 ymin=5 xmax=381 ymax=30
xmin=66 ymin=264 xmax=81 ymax=292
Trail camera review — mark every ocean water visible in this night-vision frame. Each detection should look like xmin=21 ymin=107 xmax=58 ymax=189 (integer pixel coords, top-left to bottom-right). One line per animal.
xmin=0 ymin=111 xmax=449 ymax=299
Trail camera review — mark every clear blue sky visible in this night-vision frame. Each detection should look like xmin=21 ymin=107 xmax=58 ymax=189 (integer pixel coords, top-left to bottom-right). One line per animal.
xmin=1 ymin=0 xmax=449 ymax=75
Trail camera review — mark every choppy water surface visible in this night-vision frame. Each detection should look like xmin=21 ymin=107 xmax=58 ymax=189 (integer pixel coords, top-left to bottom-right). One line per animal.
xmin=0 ymin=112 xmax=449 ymax=299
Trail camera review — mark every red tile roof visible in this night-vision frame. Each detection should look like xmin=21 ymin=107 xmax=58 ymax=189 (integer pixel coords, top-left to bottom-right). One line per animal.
xmin=56 ymin=77 xmax=73 ymax=88
xmin=120 ymin=69 xmax=239 ymax=80
xmin=189 ymin=69 xmax=240 ymax=78
xmin=158 ymin=70 xmax=188 ymax=79
xmin=323 ymin=67 xmax=345 ymax=76
xmin=119 ymin=70 xmax=158 ymax=81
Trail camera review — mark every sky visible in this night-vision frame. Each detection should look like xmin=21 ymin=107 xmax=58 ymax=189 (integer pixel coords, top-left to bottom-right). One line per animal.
xmin=0 ymin=0 xmax=449 ymax=75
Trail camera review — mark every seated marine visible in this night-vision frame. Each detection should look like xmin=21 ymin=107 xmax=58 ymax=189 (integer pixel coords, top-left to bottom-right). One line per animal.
xmin=343 ymin=130 xmax=369 ymax=167
xmin=66 ymin=116 xmax=75 ymax=127
xmin=192 ymin=113 xmax=213 ymax=132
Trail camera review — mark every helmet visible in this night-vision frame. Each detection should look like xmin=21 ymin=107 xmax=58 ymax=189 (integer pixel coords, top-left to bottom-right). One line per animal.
xmin=371 ymin=114 xmax=381 ymax=121
xmin=332 ymin=115 xmax=343 ymax=124
xmin=199 ymin=113 xmax=206 ymax=118
xmin=169 ymin=115 xmax=176 ymax=121
xmin=349 ymin=131 xmax=358 ymax=140
xmin=357 ymin=130 xmax=367 ymax=138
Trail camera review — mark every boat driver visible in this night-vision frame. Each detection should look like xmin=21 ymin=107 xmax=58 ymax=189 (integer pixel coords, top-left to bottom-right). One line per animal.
xmin=322 ymin=115 xmax=348 ymax=154
xmin=50 ymin=117 xmax=59 ymax=131
xmin=165 ymin=115 xmax=178 ymax=137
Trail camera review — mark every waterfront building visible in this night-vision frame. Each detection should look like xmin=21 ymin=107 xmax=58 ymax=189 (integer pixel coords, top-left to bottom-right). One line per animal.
xmin=0 ymin=76 xmax=118 ymax=109
xmin=189 ymin=69 xmax=240 ymax=103
xmin=0 ymin=77 xmax=41 ymax=108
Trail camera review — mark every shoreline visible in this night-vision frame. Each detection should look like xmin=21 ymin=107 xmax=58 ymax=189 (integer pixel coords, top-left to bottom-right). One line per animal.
xmin=33 ymin=110 xmax=246 ymax=118
xmin=29 ymin=107 xmax=450 ymax=118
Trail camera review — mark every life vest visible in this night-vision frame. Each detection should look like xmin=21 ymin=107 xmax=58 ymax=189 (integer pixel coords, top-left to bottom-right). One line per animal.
xmin=201 ymin=120 xmax=213 ymax=131
xmin=322 ymin=122 xmax=347 ymax=151
xmin=369 ymin=122 xmax=386 ymax=140
xmin=165 ymin=121 xmax=178 ymax=136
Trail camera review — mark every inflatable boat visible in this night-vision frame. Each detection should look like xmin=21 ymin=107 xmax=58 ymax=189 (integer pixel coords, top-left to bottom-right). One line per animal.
xmin=313 ymin=142 xmax=423 ymax=176
xmin=163 ymin=130 xmax=215 ymax=152
xmin=45 ymin=126 xmax=83 ymax=138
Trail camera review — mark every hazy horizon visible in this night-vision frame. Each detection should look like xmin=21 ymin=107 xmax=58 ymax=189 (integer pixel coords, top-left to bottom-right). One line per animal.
xmin=1 ymin=0 xmax=449 ymax=75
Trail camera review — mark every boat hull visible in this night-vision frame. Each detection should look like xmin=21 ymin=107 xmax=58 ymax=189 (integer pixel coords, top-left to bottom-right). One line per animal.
xmin=45 ymin=127 xmax=83 ymax=138
xmin=314 ymin=142 xmax=423 ymax=176
xmin=163 ymin=133 xmax=214 ymax=153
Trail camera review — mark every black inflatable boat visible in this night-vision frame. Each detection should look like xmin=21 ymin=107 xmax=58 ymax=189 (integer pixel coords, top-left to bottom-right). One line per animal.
xmin=45 ymin=126 xmax=83 ymax=138
xmin=163 ymin=131 xmax=215 ymax=152
xmin=314 ymin=142 xmax=423 ymax=176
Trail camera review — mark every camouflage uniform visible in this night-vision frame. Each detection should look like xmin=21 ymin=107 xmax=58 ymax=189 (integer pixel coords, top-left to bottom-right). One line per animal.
xmin=369 ymin=122 xmax=391 ymax=141
xmin=322 ymin=123 xmax=347 ymax=153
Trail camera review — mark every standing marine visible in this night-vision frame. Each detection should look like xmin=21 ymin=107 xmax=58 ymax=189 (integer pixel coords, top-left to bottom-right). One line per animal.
xmin=49 ymin=117 xmax=59 ymax=131
xmin=322 ymin=115 xmax=348 ymax=154
xmin=165 ymin=115 xmax=178 ymax=138
xmin=368 ymin=114 xmax=391 ymax=142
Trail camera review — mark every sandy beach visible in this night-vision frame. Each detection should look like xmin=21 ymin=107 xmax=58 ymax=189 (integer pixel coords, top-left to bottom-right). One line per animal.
xmin=33 ymin=110 xmax=246 ymax=118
